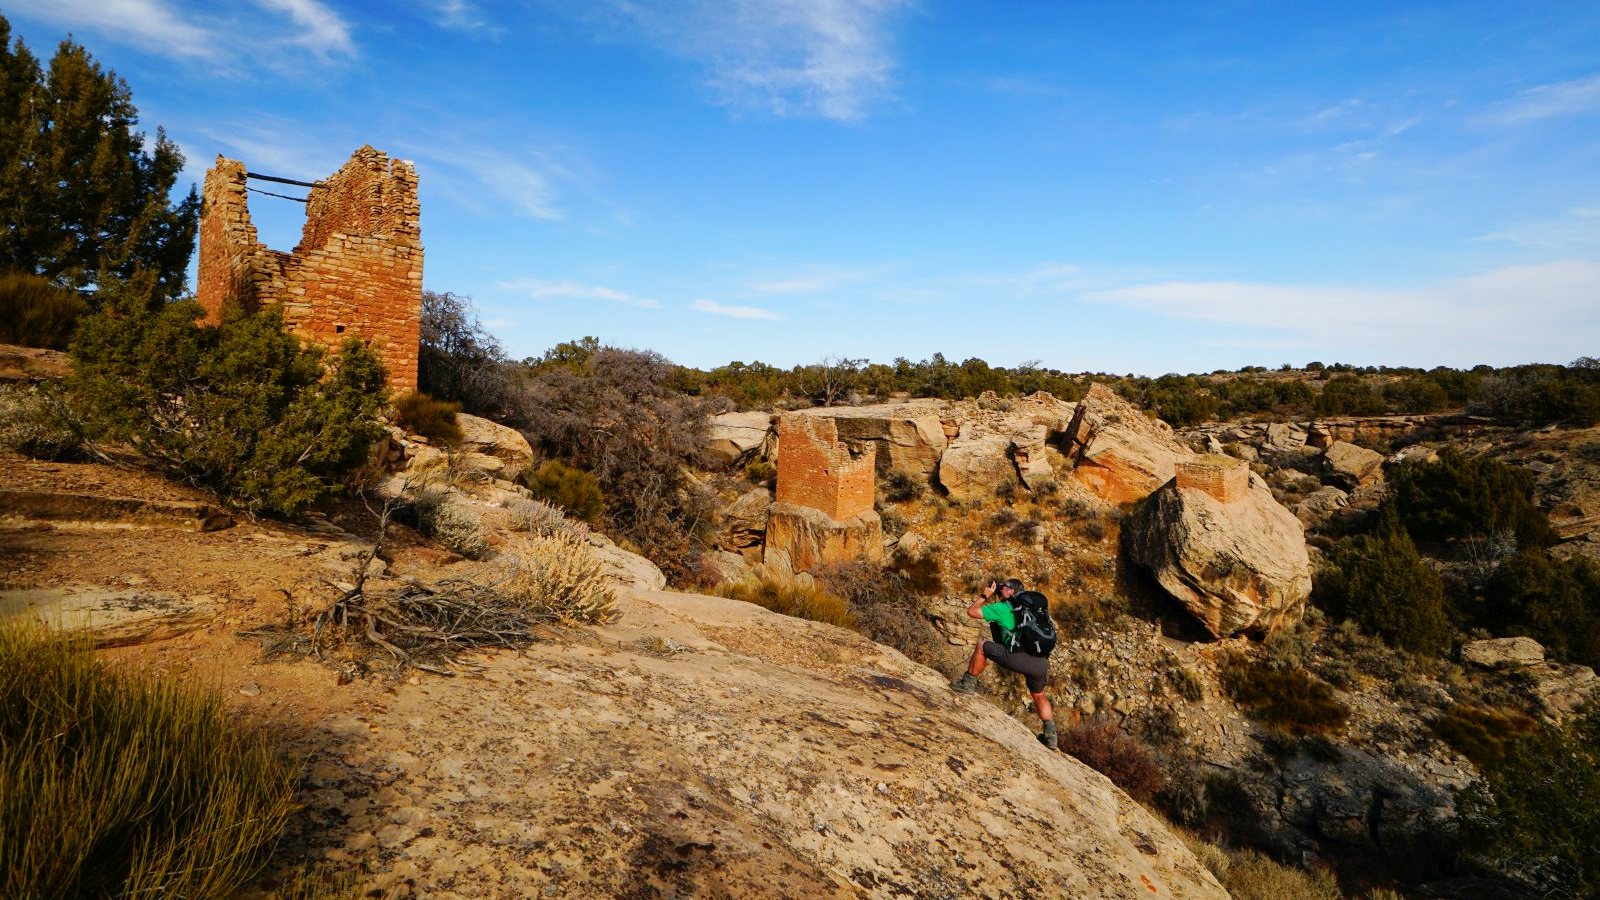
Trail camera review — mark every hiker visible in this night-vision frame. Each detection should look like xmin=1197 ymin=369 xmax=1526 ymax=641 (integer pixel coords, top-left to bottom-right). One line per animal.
xmin=950 ymin=576 xmax=1059 ymax=749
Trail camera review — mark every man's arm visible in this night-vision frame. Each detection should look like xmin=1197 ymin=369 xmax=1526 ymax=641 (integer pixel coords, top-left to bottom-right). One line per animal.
xmin=966 ymin=580 xmax=997 ymax=619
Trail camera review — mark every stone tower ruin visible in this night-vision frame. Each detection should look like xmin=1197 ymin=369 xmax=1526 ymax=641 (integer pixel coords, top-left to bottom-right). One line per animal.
xmin=765 ymin=414 xmax=884 ymax=572
xmin=196 ymin=146 xmax=423 ymax=392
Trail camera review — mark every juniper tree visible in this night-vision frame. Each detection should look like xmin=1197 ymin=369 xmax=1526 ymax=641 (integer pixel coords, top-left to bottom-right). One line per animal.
xmin=0 ymin=15 xmax=197 ymax=306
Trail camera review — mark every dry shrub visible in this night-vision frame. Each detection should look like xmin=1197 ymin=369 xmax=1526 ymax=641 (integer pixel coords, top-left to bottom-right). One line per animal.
xmin=718 ymin=575 xmax=854 ymax=629
xmin=504 ymin=531 xmax=617 ymax=624
xmin=505 ymin=496 xmax=588 ymax=541
xmin=0 ymin=271 xmax=86 ymax=349
xmin=1221 ymin=654 xmax=1349 ymax=736
xmin=1058 ymin=718 xmax=1166 ymax=803
xmin=889 ymin=547 xmax=943 ymax=595
xmin=0 ymin=382 xmax=80 ymax=460
xmin=1430 ymin=703 xmax=1538 ymax=769
xmin=820 ymin=560 xmax=942 ymax=664
xmin=744 ymin=459 xmax=776 ymax=486
xmin=0 ymin=619 xmax=297 ymax=898
xmin=392 ymin=391 xmax=463 ymax=446
xmin=881 ymin=470 xmax=925 ymax=502
xmin=1177 ymin=828 xmax=1342 ymax=900
xmin=413 ymin=490 xmax=489 ymax=558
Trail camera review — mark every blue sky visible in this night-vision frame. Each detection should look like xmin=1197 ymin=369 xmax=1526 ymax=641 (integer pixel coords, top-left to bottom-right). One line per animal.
xmin=7 ymin=1 xmax=1599 ymax=374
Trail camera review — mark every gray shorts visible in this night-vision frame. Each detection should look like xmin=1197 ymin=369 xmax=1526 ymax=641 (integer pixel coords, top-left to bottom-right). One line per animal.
xmin=983 ymin=641 xmax=1049 ymax=693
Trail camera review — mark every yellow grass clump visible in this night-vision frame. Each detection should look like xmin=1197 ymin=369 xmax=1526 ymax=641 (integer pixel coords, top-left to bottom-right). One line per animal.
xmin=504 ymin=530 xmax=618 ymax=624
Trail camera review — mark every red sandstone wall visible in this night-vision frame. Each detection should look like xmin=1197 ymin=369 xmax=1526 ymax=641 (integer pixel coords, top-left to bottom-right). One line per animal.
xmin=194 ymin=146 xmax=423 ymax=393
xmin=775 ymin=415 xmax=876 ymax=520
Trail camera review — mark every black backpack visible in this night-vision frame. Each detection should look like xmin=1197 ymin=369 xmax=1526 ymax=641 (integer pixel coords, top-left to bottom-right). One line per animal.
xmin=1007 ymin=590 xmax=1057 ymax=657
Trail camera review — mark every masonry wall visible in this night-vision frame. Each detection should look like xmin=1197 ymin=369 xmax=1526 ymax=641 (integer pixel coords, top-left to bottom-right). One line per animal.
xmin=195 ymin=146 xmax=423 ymax=392
xmin=775 ymin=415 xmax=876 ymax=521
xmin=1175 ymin=456 xmax=1250 ymax=503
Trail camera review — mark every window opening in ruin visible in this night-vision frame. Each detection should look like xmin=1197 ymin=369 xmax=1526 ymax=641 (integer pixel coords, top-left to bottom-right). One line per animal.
xmin=335 ymin=324 xmax=346 ymax=334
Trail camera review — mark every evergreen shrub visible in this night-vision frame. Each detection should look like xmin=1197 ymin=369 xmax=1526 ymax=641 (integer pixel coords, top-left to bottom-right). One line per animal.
xmin=67 ymin=301 xmax=387 ymax=517
xmin=519 ymin=459 xmax=605 ymax=524
xmin=1221 ymin=654 xmax=1349 ymax=736
xmin=1485 ymin=551 xmax=1600 ymax=666
xmin=1387 ymin=450 xmax=1555 ymax=548
xmin=1315 ymin=515 xmax=1451 ymax=654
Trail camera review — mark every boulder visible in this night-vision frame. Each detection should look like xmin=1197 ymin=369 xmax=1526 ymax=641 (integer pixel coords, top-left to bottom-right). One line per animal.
xmin=1528 ymin=662 xmax=1598 ymax=720
xmin=586 ymin=532 xmax=667 ymax=592
xmin=799 ymin=403 xmax=948 ymax=479
xmin=706 ymin=411 xmax=775 ymax=466
xmin=1321 ymin=440 xmax=1384 ymax=489
xmin=1062 ymin=384 xmax=1193 ymax=505
xmin=1263 ymin=422 xmax=1307 ymax=454
xmin=1125 ymin=468 xmax=1313 ymax=637
xmin=715 ymin=487 xmax=772 ymax=551
xmin=938 ymin=431 xmax=1020 ymax=502
xmin=763 ymin=501 xmax=883 ymax=572
xmin=1295 ymin=486 xmax=1350 ymax=529
xmin=456 ymin=413 xmax=534 ymax=473
xmin=1461 ymin=636 xmax=1545 ymax=669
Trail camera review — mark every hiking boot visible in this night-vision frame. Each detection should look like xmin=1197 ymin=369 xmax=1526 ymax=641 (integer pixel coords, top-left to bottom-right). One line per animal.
xmin=1039 ymin=720 xmax=1058 ymax=750
xmin=950 ymin=673 xmax=980 ymax=694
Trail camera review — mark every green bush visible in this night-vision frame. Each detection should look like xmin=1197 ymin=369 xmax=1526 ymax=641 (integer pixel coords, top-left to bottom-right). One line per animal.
xmin=519 ymin=459 xmax=605 ymax=524
xmin=392 ymin=391 xmax=463 ymax=446
xmin=1221 ymin=654 xmax=1349 ymax=736
xmin=0 ymin=618 xmax=298 ymax=899
xmin=67 ymin=301 xmax=387 ymax=517
xmin=744 ymin=459 xmax=777 ymax=486
xmin=1485 ymin=551 xmax=1600 ymax=666
xmin=412 ymin=489 xmax=489 ymax=559
xmin=1431 ymin=704 xmax=1538 ymax=770
xmin=0 ymin=272 xmax=87 ymax=349
xmin=1457 ymin=707 xmax=1600 ymax=896
xmin=881 ymin=470 xmax=925 ymax=502
xmin=1388 ymin=449 xmax=1555 ymax=548
xmin=1315 ymin=515 xmax=1451 ymax=654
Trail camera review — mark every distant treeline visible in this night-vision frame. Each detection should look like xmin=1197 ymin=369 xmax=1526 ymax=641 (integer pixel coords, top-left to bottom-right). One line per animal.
xmin=670 ymin=354 xmax=1600 ymax=426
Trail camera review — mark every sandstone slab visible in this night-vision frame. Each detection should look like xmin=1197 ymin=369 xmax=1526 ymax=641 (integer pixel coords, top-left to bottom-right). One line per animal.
xmin=715 ymin=487 xmax=772 ymax=551
xmin=764 ymin=501 xmax=884 ymax=572
xmin=455 ymin=413 xmax=534 ymax=473
xmin=1321 ymin=440 xmax=1385 ymax=489
xmin=1461 ymin=636 xmax=1545 ymax=669
xmin=937 ymin=431 xmax=1019 ymax=502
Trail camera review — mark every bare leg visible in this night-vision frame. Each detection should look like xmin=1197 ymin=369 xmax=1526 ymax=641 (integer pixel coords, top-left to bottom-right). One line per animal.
xmin=968 ymin=641 xmax=988 ymax=677
xmin=1031 ymin=692 xmax=1053 ymax=723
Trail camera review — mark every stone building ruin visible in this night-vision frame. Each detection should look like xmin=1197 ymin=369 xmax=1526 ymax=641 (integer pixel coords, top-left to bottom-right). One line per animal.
xmin=765 ymin=415 xmax=883 ymax=571
xmin=196 ymin=146 xmax=423 ymax=392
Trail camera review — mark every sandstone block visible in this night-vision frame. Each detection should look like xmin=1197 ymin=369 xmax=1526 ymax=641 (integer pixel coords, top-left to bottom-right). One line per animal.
xmin=1062 ymin=384 xmax=1194 ymax=505
xmin=763 ymin=502 xmax=883 ymax=572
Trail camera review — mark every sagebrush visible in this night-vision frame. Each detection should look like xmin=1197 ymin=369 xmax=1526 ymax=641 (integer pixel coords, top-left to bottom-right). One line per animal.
xmin=503 ymin=531 xmax=618 ymax=624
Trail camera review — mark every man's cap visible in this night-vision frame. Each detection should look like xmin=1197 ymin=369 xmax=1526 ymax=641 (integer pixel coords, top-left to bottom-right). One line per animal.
xmin=1002 ymin=577 xmax=1025 ymax=592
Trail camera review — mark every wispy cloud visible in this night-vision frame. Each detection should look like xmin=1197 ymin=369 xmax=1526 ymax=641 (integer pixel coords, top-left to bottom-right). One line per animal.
xmin=1083 ymin=261 xmax=1600 ymax=359
xmin=256 ymin=0 xmax=355 ymax=60
xmin=6 ymin=0 xmax=219 ymax=59
xmin=422 ymin=0 xmax=500 ymax=35
xmin=7 ymin=0 xmax=356 ymax=66
xmin=1482 ymin=73 xmax=1600 ymax=125
xmin=499 ymin=278 xmax=659 ymax=308
xmin=693 ymin=299 xmax=782 ymax=319
xmin=592 ymin=0 xmax=911 ymax=121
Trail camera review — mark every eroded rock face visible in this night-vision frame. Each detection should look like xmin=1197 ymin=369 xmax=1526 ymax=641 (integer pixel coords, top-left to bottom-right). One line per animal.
xmin=1125 ymin=471 xmax=1313 ymax=637
xmin=1295 ymin=485 xmax=1350 ymax=529
xmin=716 ymin=487 xmax=772 ymax=551
xmin=707 ymin=411 xmax=776 ymax=466
xmin=799 ymin=403 xmax=948 ymax=480
xmin=764 ymin=501 xmax=884 ymax=572
xmin=1063 ymin=384 xmax=1193 ymax=505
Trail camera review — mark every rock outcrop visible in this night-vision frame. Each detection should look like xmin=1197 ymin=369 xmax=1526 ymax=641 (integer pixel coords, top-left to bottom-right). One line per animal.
xmin=455 ymin=413 xmax=534 ymax=478
xmin=938 ymin=432 xmax=1020 ymax=502
xmin=1125 ymin=456 xmax=1312 ymax=637
xmin=706 ymin=411 xmax=776 ymax=466
xmin=715 ymin=487 xmax=772 ymax=552
xmin=1320 ymin=440 xmax=1385 ymax=489
xmin=1461 ymin=636 xmax=1545 ymax=669
xmin=1063 ymin=384 xmax=1193 ymax=505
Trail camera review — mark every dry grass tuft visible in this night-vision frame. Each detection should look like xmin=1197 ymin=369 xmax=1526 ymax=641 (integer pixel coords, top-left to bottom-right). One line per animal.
xmin=717 ymin=576 xmax=855 ymax=629
xmin=0 ymin=618 xmax=298 ymax=899
xmin=503 ymin=531 xmax=618 ymax=625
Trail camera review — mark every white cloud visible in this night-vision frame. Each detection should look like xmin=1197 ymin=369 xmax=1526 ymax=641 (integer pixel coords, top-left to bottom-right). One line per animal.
xmin=1482 ymin=73 xmax=1600 ymax=125
xmin=499 ymin=278 xmax=659 ymax=308
xmin=748 ymin=266 xmax=880 ymax=294
xmin=425 ymin=0 xmax=499 ymax=34
xmin=5 ymin=0 xmax=219 ymax=59
xmin=256 ymin=0 xmax=355 ymax=59
xmin=596 ymin=0 xmax=910 ymax=121
xmin=1083 ymin=260 xmax=1600 ymax=360
xmin=693 ymin=299 xmax=782 ymax=320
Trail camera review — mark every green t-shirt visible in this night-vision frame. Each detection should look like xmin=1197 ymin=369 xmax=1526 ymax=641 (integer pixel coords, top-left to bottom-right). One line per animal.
xmin=981 ymin=600 xmax=1016 ymax=643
